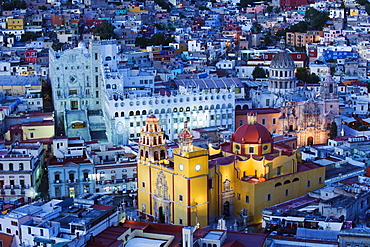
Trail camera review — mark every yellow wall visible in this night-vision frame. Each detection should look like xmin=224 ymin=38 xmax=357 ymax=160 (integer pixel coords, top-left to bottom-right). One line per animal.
xmin=350 ymin=9 xmax=359 ymax=16
xmin=7 ymin=18 xmax=24 ymax=29
xmin=22 ymin=125 xmax=54 ymax=140
xmin=128 ymin=6 xmax=149 ymax=13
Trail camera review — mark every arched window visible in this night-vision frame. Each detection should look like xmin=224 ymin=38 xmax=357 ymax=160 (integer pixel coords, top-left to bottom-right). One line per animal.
xmin=155 ymin=109 xmax=159 ymax=114
xmin=106 ymin=84 xmax=111 ymax=89
xmin=129 ymin=111 xmax=134 ymax=116
xmin=216 ymin=104 xmax=220 ymax=109
xmin=186 ymin=107 xmax=190 ymax=111
xmin=193 ymin=106 xmax=197 ymax=111
xmin=115 ymin=112 xmax=119 ymax=117
xmin=136 ymin=110 xmax=140 ymax=115
xmin=210 ymin=105 xmax=215 ymax=110
xmin=179 ymin=107 xmax=184 ymax=112
xmin=173 ymin=108 xmax=178 ymax=112
xmin=142 ymin=110 xmax=147 ymax=115
xmin=161 ymin=108 xmax=166 ymax=113
xmin=275 ymin=182 xmax=282 ymax=187
xmin=121 ymin=112 xmax=124 ymax=117
xmin=284 ymin=180 xmax=291 ymax=185
xmin=167 ymin=108 xmax=172 ymax=113
xmin=292 ymin=178 xmax=299 ymax=182
xmin=198 ymin=106 xmax=203 ymax=110
xmin=9 ymin=163 xmax=13 ymax=171
xmin=204 ymin=105 xmax=209 ymax=110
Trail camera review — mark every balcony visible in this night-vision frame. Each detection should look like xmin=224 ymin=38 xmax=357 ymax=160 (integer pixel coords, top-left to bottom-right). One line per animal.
xmin=66 ymin=179 xmax=78 ymax=184
xmin=54 ymin=180 xmax=62 ymax=184
xmin=82 ymin=178 xmax=90 ymax=183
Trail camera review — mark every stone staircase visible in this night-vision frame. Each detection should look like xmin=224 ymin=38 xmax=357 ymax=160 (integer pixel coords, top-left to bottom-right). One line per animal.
xmin=65 ymin=110 xmax=91 ymax=141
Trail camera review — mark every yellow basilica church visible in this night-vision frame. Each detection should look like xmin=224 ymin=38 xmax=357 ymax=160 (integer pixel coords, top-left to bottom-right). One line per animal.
xmin=137 ymin=113 xmax=325 ymax=226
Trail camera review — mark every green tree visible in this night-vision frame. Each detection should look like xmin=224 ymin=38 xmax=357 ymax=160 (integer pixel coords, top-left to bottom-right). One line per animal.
xmin=288 ymin=21 xmax=309 ymax=33
xmin=148 ymin=33 xmax=174 ymax=46
xmin=38 ymin=5 xmax=48 ymax=10
xmin=20 ymin=32 xmax=42 ymax=42
xmin=296 ymin=67 xmax=320 ymax=83
xmin=2 ymin=0 xmax=26 ymax=10
xmin=356 ymin=0 xmax=368 ymax=5
xmin=328 ymin=122 xmax=338 ymax=139
xmin=264 ymin=33 xmax=273 ymax=46
xmin=252 ymin=66 xmax=267 ymax=79
xmin=366 ymin=3 xmax=370 ymax=15
xmin=304 ymin=8 xmax=329 ymax=31
xmin=52 ymin=42 xmax=64 ymax=51
xmin=93 ymin=21 xmax=116 ymax=40
xmin=135 ymin=36 xmax=148 ymax=48
xmin=275 ymin=29 xmax=286 ymax=38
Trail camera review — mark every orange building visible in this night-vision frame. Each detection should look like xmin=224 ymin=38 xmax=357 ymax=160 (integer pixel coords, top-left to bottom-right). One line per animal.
xmin=235 ymin=108 xmax=281 ymax=134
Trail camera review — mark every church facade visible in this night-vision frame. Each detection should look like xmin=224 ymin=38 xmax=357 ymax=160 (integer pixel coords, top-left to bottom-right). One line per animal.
xmin=250 ymin=43 xmax=341 ymax=146
xmin=137 ymin=113 xmax=326 ymax=226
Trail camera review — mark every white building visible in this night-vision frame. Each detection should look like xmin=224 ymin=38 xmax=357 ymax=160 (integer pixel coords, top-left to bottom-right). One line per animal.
xmin=0 ymin=142 xmax=44 ymax=201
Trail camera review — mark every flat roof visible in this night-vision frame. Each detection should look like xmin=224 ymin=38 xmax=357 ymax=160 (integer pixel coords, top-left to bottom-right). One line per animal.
xmin=125 ymin=237 xmax=166 ymax=247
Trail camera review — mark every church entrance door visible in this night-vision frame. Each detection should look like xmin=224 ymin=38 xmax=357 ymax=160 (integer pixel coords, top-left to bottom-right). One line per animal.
xmin=159 ymin=206 xmax=165 ymax=223
xmin=307 ymin=136 xmax=313 ymax=146
xmin=223 ymin=201 xmax=230 ymax=216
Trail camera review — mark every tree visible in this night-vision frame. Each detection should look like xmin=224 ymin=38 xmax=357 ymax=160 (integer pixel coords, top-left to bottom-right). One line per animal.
xmin=288 ymin=21 xmax=309 ymax=33
xmin=252 ymin=66 xmax=267 ymax=79
xmin=20 ymin=32 xmax=42 ymax=42
xmin=366 ymin=3 xmax=370 ymax=15
xmin=356 ymin=0 xmax=368 ymax=5
xmin=328 ymin=122 xmax=338 ymax=139
xmin=296 ymin=67 xmax=320 ymax=83
xmin=135 ymin=36 xmax=148 ymax=49
xmin=264 ymin=33 xmax=273 ymax=46
xmin=2 ymin=0 xmax=26 ymax=10
xmin=38 ymin=5 xmax=48 ymax=10
xmin=93 ymin=21 xmax=116 ymax=40
xmin=304 ymin=8 xmax=329 ymax=31
xmin=266 ymin=6 xmax=273 ymax=13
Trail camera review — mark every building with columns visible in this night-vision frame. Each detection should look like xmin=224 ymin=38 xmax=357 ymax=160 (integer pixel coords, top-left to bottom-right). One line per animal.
xmin=250 ymin=41 xmax=341 ymax=146
xmin=137 ymin=113 xmax=326 ymax=226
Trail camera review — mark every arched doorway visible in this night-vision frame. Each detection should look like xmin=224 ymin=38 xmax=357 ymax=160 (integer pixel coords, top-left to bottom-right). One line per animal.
xmin=235 ymin=105 xmax=241 ymax=110
xmin=307 ymin=136 xmax=313 ymax=146
xmin=159 ymin=206 xmax=165 ymax=223
xmin=223 ymin=201 xmax=230 ymax=216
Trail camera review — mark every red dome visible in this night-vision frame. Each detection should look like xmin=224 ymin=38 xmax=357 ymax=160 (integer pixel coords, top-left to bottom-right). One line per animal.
xmin=233 ymin=123 xmax=272 ymax=144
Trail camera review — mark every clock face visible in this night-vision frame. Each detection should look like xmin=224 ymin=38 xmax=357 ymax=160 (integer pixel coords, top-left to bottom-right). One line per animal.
xmin=263 ymin=145 xmax=268 ymax=150
xmin=179 ymin=163 xmax=184 ymax=171
xmin=116 ymin=122 xmax=124 ymax=134
xmin=195 ymin=164 xmax=201 ymax=172
xmin=70 ymin=76 xmax=77 ymax=84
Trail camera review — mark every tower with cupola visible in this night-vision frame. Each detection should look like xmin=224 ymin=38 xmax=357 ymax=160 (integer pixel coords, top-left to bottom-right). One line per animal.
xmin=173 ymin=121 xmax=209 ymax=226
xmin=138 ymin=114 xmax=167 ymax=162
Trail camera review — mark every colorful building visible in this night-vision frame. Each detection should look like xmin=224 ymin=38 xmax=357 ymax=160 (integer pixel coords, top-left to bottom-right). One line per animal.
xmin=137 ymin=113 xmax=326 ymax=226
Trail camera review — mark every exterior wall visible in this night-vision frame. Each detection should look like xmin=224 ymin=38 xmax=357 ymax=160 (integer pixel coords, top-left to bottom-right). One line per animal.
xmin=235 ymin=111 xmax=280 ymax=133
xmin=49 ymin=40 xmax=105 ymax=139
xmin=94 ymin=162 xmax=137 ymax=194
xmin=0 ymin=143 xmax=44 ymax=200
xmin=7 ymin=18 xmax=24 ymax=29
xmin=48 ymin=162 xmax=95 ymax=198
xmin=104 ymin=91 xmax=235 ymax=145
xmin=21 ymin=124 xmax=54 ymax=140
